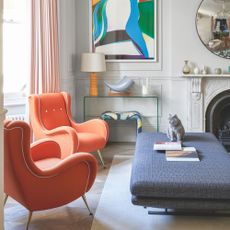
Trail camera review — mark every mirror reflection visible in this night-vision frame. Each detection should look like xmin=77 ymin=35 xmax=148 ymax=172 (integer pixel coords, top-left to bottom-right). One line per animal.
xmin=196 ymin=0 xmax=230 ymax=59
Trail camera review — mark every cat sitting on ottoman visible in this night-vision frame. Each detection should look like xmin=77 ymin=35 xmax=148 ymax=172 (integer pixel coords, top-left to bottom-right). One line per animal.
xmin=167 ymin=114 xmax=185 ymax=141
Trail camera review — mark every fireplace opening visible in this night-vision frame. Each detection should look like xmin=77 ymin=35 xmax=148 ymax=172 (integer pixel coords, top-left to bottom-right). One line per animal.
xmin=206 ymin=90 xmax=230 ymax=151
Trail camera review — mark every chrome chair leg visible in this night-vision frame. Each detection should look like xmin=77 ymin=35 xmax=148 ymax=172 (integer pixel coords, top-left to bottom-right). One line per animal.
xmin=82 ymin=195 xmax=93 ymax=216
xmin=4 ymin=195 xmax=8 ymax=206
xmin=97 ymin=150 xmax=106 ymax=168
xmin=26 ymin=211 xmax=33 ymax=230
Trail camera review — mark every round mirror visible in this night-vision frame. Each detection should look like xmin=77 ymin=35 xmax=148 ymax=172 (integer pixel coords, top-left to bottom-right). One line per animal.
xmin=196 ymin=0 xmax=230 ymax=59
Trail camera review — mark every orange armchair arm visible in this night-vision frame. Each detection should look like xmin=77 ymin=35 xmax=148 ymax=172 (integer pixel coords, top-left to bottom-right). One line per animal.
xmin=28 ymin=152 xmax=97 ymax=190
xmin=39 ymin=126 xmax=79 ymax=158
xmin=30 ymin=139 xmax=61 ymax=161
xmin=72 ymin=119 xmax=109 ymax=141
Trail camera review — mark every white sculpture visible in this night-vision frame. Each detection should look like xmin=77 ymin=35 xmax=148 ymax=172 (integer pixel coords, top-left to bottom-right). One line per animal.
xmin=104 ymin=77 xmax=134 ymax=94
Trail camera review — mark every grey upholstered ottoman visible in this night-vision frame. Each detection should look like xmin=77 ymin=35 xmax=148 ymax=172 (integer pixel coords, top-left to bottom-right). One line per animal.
xmin=130 ymin=132 xmax=230 ymax=210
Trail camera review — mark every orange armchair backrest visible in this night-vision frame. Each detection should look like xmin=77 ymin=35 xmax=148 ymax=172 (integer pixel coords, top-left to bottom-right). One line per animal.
xmin=29 ymin=92 xmax=80 ymax=157
xmin=4 ymin=120 xmax=36 ymax=206
xmin=35 ymin=93 xmax=71 ymax=130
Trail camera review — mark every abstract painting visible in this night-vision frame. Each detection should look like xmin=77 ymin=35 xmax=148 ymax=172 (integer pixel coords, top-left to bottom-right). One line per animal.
xmin=91 ymin=0 xmax=157 ymax=61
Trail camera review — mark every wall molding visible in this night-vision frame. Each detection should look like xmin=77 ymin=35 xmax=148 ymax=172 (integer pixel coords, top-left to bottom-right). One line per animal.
xmin=75 ymin=74 xmax=186 ymax=81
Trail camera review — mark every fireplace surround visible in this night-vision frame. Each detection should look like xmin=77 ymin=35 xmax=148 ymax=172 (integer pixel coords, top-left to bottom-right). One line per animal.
xmin=205 ymin=89 xmax=230 ymax=150
xmin=185 ymin=74 xmax=230 ymax=135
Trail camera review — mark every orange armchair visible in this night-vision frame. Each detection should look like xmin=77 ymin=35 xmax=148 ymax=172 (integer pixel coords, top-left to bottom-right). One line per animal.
xmin=4 ymin=120 xmax=97 ymax=229
xmin=29 ymin=92 xmax=109 ymax=167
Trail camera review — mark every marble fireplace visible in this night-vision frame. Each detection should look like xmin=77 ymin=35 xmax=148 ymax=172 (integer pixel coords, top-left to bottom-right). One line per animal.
xmin=187 ymin=75 xmax=230 ymax=149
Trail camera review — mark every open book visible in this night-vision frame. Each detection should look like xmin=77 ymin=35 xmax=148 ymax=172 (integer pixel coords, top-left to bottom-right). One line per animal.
xmin=153 ymin=141 xmax=182 ymax=151
xmin=166 ymin=147 xmax=200 ymax=161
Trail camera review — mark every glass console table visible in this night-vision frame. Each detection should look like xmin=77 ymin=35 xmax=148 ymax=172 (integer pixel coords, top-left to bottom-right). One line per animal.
xmin=83 ymin=95 xmax=159 ymax=132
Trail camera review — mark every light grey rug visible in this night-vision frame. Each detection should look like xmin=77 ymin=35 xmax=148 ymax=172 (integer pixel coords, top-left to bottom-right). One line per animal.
xmin=90 ymin=155 xmax=230 ymax=230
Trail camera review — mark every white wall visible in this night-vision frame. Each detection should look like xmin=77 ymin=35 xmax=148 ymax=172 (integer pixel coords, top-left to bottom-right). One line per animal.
xmin=58 ymin=0 xmax=78 ymax=113
xmin=59 ymin=0 xmax=230 ymax=141
xmin=170 ymin=0 xmax=229 ymax=76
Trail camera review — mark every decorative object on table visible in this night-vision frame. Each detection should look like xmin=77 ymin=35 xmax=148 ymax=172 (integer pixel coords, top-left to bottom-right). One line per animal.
xmin=91 ymin=0 xmax=157 ymax=61
xmin=166 ymin=147 xmax=200 ymax=162
xmin=196 ymin=0 xmax=230 ymax=59
xmin=182 ymin=60 xmax=191 ymax=74
xmin=141 ymin=77 xmax=151 ymax=95
xmin=104 ymin=77 xmax=134 ymax=96
xmin=101 ymin=111 xmax=142 ymax=134
xmin=81 ymin=52 xmax=106 ymax=96
xmin=215 ymin=68 xmax=222 ymax=75
xmin=201 ymin=65 xmax=208 ymax=75
xmin=194 ymin=66 xmax=200 ymax=75
xmin=167 ymin=114 xmax=185 ymax=141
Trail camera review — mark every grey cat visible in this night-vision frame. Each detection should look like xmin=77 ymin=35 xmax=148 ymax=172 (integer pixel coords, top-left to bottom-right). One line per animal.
xmin=167 ymin=114 xmax=185 ymax=141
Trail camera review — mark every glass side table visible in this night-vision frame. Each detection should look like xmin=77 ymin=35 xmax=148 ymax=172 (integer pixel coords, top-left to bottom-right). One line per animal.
xmin=83 ymin=95 xmax=159 ymax=131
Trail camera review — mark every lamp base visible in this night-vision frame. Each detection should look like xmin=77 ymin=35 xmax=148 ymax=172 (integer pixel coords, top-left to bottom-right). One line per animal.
xmin=90 ymin=72 xmax=98 ymax=96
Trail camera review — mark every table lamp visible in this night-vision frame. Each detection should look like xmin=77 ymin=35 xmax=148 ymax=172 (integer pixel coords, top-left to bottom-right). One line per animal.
xmin=80 ymin=52 xmax=106 ymax=96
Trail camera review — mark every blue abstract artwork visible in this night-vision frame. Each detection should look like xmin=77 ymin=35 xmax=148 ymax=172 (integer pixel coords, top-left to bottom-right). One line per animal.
xmin=91 ymin=0 xmax=157 ymax=61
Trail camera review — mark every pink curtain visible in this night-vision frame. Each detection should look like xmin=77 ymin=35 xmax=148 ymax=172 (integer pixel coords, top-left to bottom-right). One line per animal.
xmin=31 ymin=0 xmax=60 ymax=94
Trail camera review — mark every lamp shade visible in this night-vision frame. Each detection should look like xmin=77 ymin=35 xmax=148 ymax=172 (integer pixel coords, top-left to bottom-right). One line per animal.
xmin=80 ymin=53 xmax=106 ymax=73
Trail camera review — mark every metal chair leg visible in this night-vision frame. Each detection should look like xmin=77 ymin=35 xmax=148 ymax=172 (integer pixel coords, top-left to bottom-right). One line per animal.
xmin=97 ymin=150 xmax=106 ymax=168
xmin=4 ymin=195 xmax=8 ymax=206
xmin=26 ymin=211 xmax=33 ymax=230
xmin=82 ymin=195 xmax=93 ymax=216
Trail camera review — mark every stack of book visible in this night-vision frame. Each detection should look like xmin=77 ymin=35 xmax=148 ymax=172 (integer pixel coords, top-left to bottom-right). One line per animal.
xmin=154 ymin=141 xmax=182 ymax=151
xmin=153 ymin=141 xmax=200 ymax=162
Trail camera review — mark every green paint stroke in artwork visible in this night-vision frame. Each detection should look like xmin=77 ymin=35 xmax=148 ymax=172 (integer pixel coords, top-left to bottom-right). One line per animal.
xmin=138 ymin=0 xmax=154 ymax=38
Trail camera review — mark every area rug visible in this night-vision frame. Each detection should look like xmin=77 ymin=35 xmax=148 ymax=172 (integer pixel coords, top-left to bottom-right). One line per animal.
xmin=90 ymin=155 xmax=230 ymax=230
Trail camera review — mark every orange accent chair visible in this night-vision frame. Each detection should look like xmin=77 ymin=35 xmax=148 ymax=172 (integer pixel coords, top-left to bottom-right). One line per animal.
xmin=4 ymin=120 xmax=97 ymax=229
xmin=29 ymin=92 xmax=109 ymax=167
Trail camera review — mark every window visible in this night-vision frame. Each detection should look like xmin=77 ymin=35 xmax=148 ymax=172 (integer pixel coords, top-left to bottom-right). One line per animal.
xmin=3 ymin=0 xmax=30 ymax=97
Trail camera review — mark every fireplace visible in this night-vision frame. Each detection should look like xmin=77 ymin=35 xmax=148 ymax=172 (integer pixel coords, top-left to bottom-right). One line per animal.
xmin=206 ymin=89 xmax=230 ymax=150
xmin=185 ymin=75 xmax=230 ymax=149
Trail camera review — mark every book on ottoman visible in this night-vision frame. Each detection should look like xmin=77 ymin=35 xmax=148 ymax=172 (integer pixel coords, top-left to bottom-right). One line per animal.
xmin=153 ymin=141 xmax=182 ymax=151
xmin=166 ymin=147 xmax=200 ymax=161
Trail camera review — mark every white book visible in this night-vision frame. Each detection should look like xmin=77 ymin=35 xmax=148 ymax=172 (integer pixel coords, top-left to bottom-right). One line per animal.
xmin=153 ymin=141 xmax=182 ymax=151
xmin=166 ymin=147 xmax=200 ymax=162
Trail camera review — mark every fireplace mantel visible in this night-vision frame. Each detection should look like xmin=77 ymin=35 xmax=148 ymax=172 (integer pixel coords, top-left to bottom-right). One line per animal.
xmin=182 ymin=74 xmax=230 ymax=100
xmin=182 ymin=74 xmax=230 ymax=132
xmin=182 ymin=74 xmax=230 ymax=78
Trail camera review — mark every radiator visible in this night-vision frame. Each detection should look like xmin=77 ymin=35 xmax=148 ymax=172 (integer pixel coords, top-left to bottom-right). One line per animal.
xmin=6 ymin=114 xmax=26 ymax=121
